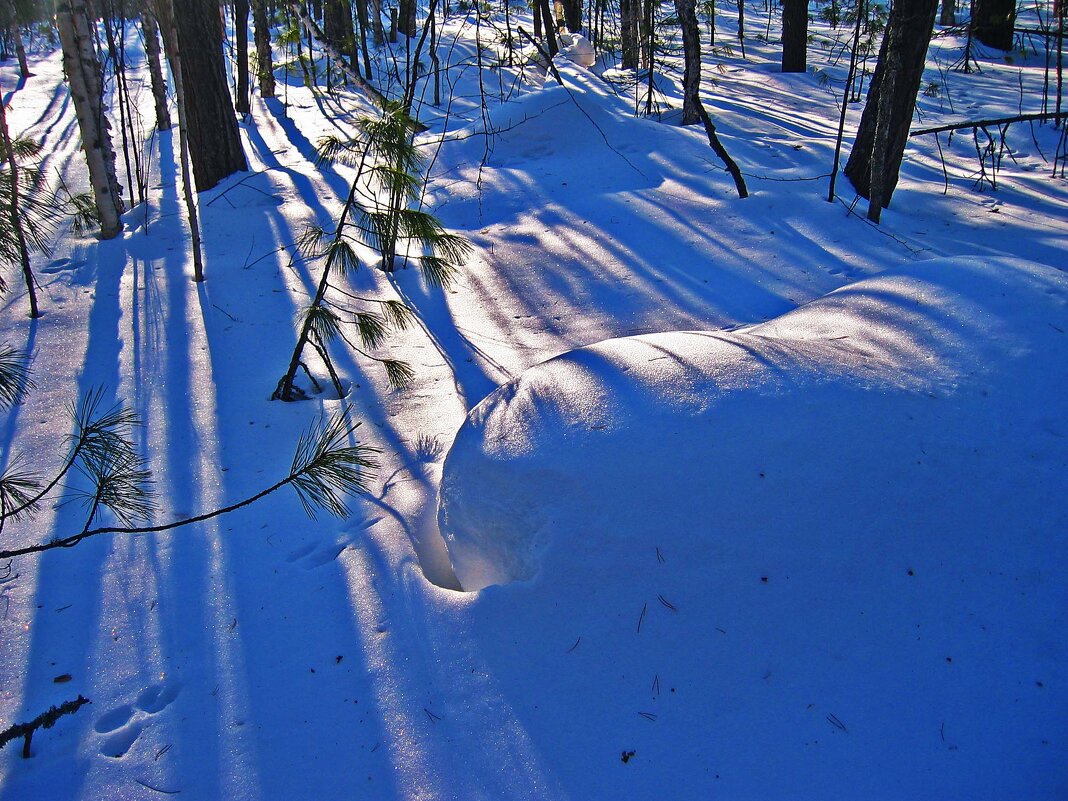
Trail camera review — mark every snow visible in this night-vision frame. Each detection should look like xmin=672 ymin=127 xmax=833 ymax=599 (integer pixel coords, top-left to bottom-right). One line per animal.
xmin=440 ymin=256 xmax=1068 ymax=591
xmin=1 ymin=4 xmax=1067 ymax=800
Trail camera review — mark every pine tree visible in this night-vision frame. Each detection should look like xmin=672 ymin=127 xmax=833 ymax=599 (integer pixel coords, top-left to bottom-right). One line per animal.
xmin=273 ymin=103 xmax=469 ymax=402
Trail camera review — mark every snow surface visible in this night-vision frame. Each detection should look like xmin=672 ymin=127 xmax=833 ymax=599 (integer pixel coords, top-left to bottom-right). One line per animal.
xmin=1 ymin=4 xmax=1067 ymax=800
xmin=440 ymin=256 xmax=1068 ymax=591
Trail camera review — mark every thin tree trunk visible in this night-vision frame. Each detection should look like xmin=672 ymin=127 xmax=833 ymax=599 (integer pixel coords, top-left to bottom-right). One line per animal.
xmin=56 ymin=0 xmax=125 ymax=239
xmin=235 ymin=0 xmax=251 ymax=114
xmin=7 ymin=14 xmax=28 ymax=79
xmin=0 ymin=86 xmax=39 ymax=317
xmin=676 ymin=0 xmax=702 ymax=123
xmin=353 ymin=0 xmax=374 ymax=79
xmin=698 ymin=104 xmax=749 ymax=197
xmin=621 ymin=0 xmax=640 ymax=67
xmin=141 ymin=0 xmax=172 ymax=130
xmin=827 ymin=0 xmax=864 ymax=201
xmin=368 ymin=0 xmax=386 ymax=44
xmin=252 ymin=0 xmax=276 ymax=97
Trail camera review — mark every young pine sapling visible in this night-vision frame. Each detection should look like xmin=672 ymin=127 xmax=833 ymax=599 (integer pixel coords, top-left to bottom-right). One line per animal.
xmin=273 ymin=102 xmax=469 ymax=402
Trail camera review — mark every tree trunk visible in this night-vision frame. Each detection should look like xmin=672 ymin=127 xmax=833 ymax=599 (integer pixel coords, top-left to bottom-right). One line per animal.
xmin=0 ymin=87 xmax=39 ymax=316
xmin=324 ymin=0 xmax=356 ymax=62
xmin=251 ymin=0 xmax=276 ymax=98
xmin=561 ymin=0 xmax=582 ymax=31
xmin=367 ymin=0 xmax=386 ymax=44
xmin=844 ymin=0 xmax=938 ymax=203
xmin=55 ymin=0 xmax=125 ymax=239
xmin=971 ymin=0 xmax=1016 ymax=50
xmin=939 ymin=0 xmax=954 ymax=26
xmin=173 ymin=0 xmax=248 ymax=191
xmin=398 ymin=0 xmax=416 ymax=36
xmin=152 ymin=0 xmax=205 ymax=280
xmin=621 ymin=0 xmax=640 ymax=68
xmin=675 ymin=0 xmax=701 ymax=124
xmin=235 ymin=0 xmax=251 ymax=114
xmin=141 ymin=0 xmax=172 ymax=130
xmin=6 ymin=7 xmax=28 ymax=79
xmin=538 ymin=0 xmax=559 ymax=53
xmin=352 ymin=0 xmax=374 ymax=79
xmin=781 ymin=0 xmax=808 ymax=72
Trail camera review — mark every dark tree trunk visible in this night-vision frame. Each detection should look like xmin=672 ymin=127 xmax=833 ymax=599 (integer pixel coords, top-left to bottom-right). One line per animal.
xmin=971 ymin=0 xmax=1016 ymax=50
xmin=621 ymin=0 xmax=640 ymax=68
xmin=781 ymin=0 xmax=808 ymax=72
xmin=324 ymin=0 xmax=356 ymax=62
xmin=352 ymin=0 xmax=373 ymax=79
xmin=939 ymin=0 xmax=954 ymax=25
xmin=844 ymin=0 xmax=937 ymax=204
xmin=398 ymin=0 xmax=416 ymax=36
xmin=538 ymin=0 xmax=559 ymax=53
xmin=174 ymin=0 xmax=248 ymax=191
xmin=141 ymin=0 xmax=172 ymax=129
xmin=252 ymin=0 xmax=276 ymax=97
xmin=561 ymin=0 xmax=582 ymax=31
xmin=675 ymin=0 xmax=701 ymax=124
xmin=235 ymin=0 xmax=251 ymax=114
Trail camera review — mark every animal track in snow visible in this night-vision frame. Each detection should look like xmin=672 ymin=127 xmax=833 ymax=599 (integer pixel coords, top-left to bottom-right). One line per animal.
xmin=136 ymin=682 xmax=182 ymax=714
xmin=284 ymin=518 xmax=381 ymax=570
xmin=95 ymin=682 xmax=181 ymax=758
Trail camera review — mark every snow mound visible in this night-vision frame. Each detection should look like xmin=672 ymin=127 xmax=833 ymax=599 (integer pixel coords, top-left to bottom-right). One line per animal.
xmin=439 ymin=256 xmax=1068 ymax=591
xmin=556 ymin=33 xmax=596 ymax=67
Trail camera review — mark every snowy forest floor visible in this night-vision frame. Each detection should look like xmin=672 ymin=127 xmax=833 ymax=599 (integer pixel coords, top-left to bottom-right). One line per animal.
xmin=0 ymin=4 xmax=1066 ymax=800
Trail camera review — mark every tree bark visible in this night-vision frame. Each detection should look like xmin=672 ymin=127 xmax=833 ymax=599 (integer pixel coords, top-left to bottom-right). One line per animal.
xmin=5 ymin=2 xmax=28 ymax=79
xmin=324 ymin=0 xmax=356 ymax=63
xmin=398 ymin=0 xmax=416 ymax=36
xmin=939 ymin=0 xmax=954 ymax=26
xmin=251 ymin=0 xmax=276 ymax=98
xmin=367 ymin=0 xmax=386 ymax=45
xmin=781 ymin=0 xmax=808 ymax=72
xmin=152 ymin=0 xmax=205 ymax=280
xmin=56 ymin=0 xmax=125 ymax=239
xmin=561 ymin=0 xmax=582 ymax=31
xmin=0 ymin=84 xmax=39 ymax=316
xmin=971 ymin=0 xmax=1016 ymax=50
xmin=172 ymin=0 xmax=247 ymax=191
xmin=675 ymin=0 xmax=702 ymax=124
xmin=141 ymin=0 xmax=172 ymax=130
xmin=235 ymin=0 xmax=251 ymax=114
xmin=844 ymin=0 xmax=938 ymax=203
xmin=620 ymin=0 xmax=640 ymax=68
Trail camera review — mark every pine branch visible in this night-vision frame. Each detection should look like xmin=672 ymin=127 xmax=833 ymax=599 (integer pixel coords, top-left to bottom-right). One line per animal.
xmin=0 ymin=345 xmax=34 ymax=409
xmin=0 ymin=412 xmax=378 ymax=559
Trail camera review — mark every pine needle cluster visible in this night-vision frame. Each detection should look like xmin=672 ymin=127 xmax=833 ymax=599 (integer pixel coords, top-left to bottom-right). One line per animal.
xmin=273 ymin=102 xmax=469 ymax=402
xmin=0 ymin=352 xmax=378 ymax=559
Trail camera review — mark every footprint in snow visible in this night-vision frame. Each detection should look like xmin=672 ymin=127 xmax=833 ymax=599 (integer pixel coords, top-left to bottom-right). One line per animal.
xmin=94 ymin=682 xmax=181 ymax=758
xmin=287 ymin=543 xmax=346 ymax=569
xmin=135 ymin=682 xmax=182 ymax=714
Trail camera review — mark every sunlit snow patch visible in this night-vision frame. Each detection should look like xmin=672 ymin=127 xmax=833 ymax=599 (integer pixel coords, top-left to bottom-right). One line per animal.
xmin=438 ymin=256 xmax=1068 ymax=591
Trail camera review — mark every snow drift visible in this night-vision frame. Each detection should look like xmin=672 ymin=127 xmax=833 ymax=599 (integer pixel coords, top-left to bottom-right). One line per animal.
xmin=439 ymin=256 xmax=1068 ymax=591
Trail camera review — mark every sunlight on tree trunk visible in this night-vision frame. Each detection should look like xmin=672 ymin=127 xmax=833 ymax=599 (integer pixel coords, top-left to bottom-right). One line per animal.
xmin=55 ymin=0 xmax=125 ymax=239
